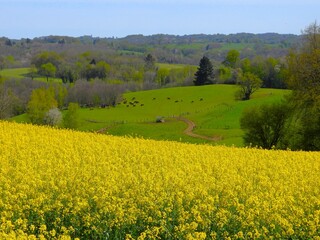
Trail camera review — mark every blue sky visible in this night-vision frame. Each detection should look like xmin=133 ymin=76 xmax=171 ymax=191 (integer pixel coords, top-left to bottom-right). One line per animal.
xmin=1 ymin=0 xmax=319 ymax=39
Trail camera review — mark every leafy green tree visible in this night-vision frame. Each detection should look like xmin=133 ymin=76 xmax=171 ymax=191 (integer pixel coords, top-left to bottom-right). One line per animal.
xmin=96 ymin=61 xmax=111 ymax=79
xmin=27 ymin=88 xmax=57 ymax=124
xmin=240 ymin=102 xmax=291 ymax=149
xmin=63 ymin=102 xmax=80 ymax=129
xmin=156 ymin=68 xmax=170 ymax=86
xmin=285 ymin=22 xmax=320 ymax=150
xmin=54 ymin=84 xmax=68 ymax=109
xmin=240 ymin=58 xmax=252 ymax=73
xmin=57 ymin=64 xmax=76 ymax=83
xmin=0 ymin=55 xmax=15 ymax=70
xmin=40 ymin=63 xmax=56 ymax=81
xmin=223 ymin=49 xmax=240 ymax=68
xmin=293 ymin=107 xmax=320 ymax=150
xmin=32 ymin=51 xmax=62 ymax=69
xmin=28 ymin=65 xmax=38 ymax=80
xmin=194 ymin=56 xmax=215 ymax=86
xmin=82 ymin=61 xmax=110 ymax=81
xmin=236 ymin=72 xmax=262 ymax=100
xmin=217 ymin=66 xmax=232 ymax=82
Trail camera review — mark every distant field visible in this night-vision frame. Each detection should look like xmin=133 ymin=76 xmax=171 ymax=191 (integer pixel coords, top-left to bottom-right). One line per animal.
xmin=157 ymin=63 xmax=194 ymax=70
xmin=0 ymin=68 xmax=61 ymax=82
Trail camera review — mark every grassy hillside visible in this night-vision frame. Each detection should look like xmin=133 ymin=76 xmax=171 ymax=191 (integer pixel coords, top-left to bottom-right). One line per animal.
xmin=12 ymin=84 xmax=289 ymax=146
xmin=1 ymin=121 xmax=319 ymax=239
xmin=0 ymin=68 xmax=61 ymax=82
xmin=79 ymin=85 xmax=289 ymax=146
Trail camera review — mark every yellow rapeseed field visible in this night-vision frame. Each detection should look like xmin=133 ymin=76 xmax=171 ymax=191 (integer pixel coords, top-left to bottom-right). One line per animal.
xmin=0 ymin=121 xmax=319 ymax=239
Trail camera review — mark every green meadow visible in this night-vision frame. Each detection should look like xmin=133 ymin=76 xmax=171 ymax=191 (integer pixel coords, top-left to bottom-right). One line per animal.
xmin=13 ymin=84 xmax=288 ymax=146
xmin=0 ymin=68 xmax=61 ymax=82
xmin=5 ymin=66 xmax=289 ymax=146
xmin=105 ymin=85 xmax=288 ymax=146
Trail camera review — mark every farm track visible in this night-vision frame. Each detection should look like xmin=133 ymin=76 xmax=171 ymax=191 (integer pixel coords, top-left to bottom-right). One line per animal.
xmin=95 ymin=117 xmax=221 ymax=141
xmin=176 ymin=117 xmax=222 ymax=141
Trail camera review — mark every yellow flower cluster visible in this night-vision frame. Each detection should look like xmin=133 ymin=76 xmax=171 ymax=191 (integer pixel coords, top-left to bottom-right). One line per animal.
xmin=0 ymin=121 xmax=319 ymax=239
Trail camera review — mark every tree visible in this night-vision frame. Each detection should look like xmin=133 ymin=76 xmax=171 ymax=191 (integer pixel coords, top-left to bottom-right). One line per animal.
xmin=301 ymin=21 xmax=320 ymax=52
xmin=144 ymin=54 xmax=156 ymax=71
xmin=285 ymin=22 xmax=320 ymax=150
xmin=56 ymin=64 xmax=76 ymax=83
xmin=156 ymin=68 xmax=170 ymax=86
xmin=27 ymin=88 xmax=57 ymax=124
xmin=0 ymin=84 xmax=16 ymax=119
xmin=44 ymin=108 xmax=62 ymax=126
xmin=236 ymin=72 xmax=262 ymax=100
xmin=223 ymin=49 xmax=240 ymax=68
xmin=40 ymin=63 xmax=56 ymax=81
xmin=194 ymin=56 xmax=215 ymax=86
xmin=82 ymin=61 xmax=110 ymax=81
xmin=96 ymin=61 xmax=111 ymax=79
xmin=32 ymin=51 xmax=62 ymax=70
xmin=28 ymin=65 xmax=38 ymax=80
xmin=240 ymin=58 xmax=252 ymax=73
xmin=63 ymin=102 xmax=80 ymax=129
xmin=240 ymin=102 xmax=291 ymax=149
xmin=0 ymin=55 xmax=15 ymax=70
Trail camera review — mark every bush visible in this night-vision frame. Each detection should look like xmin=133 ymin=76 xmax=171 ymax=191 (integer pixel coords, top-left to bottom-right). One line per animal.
xmin=240 ymin=102 xmax=291 ymax=149
xmin=44 ymin=108 xmax=62 ymax=126
xmin=63 ymin=102 xmax=80 ymax=129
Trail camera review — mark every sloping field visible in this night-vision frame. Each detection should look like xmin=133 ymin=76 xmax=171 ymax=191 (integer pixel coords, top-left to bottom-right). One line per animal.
xmin=0 ymin=68 xmax=61 ymax=82
xmin=77 ymin=85 xmax=289 ymax=146
xmin=0 ymin=121 xmax=319 ymax=239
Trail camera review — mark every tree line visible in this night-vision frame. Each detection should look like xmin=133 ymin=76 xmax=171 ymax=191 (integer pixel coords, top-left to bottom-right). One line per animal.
xmin=192 ymin=22 xmax=320 ymax=151
xmin=240 ymin=22 xmax=320 ymax=151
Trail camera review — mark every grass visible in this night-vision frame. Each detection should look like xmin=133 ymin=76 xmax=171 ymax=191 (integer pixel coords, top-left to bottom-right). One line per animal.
xmin=156 ymin=63 xmax=194 ymax=70
xmin=11 ymin=84 xmax=289 ymax=146
xmin=0 ymin=68 xmax=61 ymax=83
xmin=74 ymin=85 xmax=289 ymax=146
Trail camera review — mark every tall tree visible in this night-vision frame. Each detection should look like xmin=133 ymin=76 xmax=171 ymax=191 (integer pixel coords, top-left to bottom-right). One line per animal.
xmin=236 ymin=72 xmax=262 ymax=100
xmin=27 ymin=88 xmax=57 ymax=124
xmin=144 ymin=54 xmax=156 ymax=71
xmin=223 ymin=49 xmax=240 ymax=68
xmin=286 ymin=22 xmax=320 ymax=150
xmin=40 ymin=63 xmax=56 ymax=81
xmin=194 ymin=56 xmax=214 ymax=86
xmin=63 ymin=102 xmax=80 ymax=129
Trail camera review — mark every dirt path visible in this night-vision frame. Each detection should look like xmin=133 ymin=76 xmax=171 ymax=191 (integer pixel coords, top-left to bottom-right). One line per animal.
xmin=176 ymin=117 xmax=221 ymax=141
xmin=95 ymin=117 xmax=221 ymax=142
xmin=96 ymin=127 xmax=109 ymax=134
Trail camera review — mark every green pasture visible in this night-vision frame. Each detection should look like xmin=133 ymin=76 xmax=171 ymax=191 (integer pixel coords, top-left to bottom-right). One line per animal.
xmin=0 ymin=68 xmax=61 ymax=83
xmin=11 ymin=84 xmax=289 ymax=146
xmin=76 ymin=85 xmax=289 ymax=146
